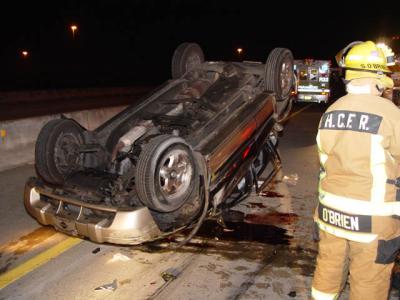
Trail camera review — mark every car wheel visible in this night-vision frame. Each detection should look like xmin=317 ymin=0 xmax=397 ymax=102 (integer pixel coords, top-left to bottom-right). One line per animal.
xmin=171 ymin=42 xmax=205 ymax=79
xmin=35 ymin=119 xmax=84 ymax=185
xmin=135 ymin=135 xmax=199 ymax=213
xmin=264 ymin=48 xmax=294 ymax=101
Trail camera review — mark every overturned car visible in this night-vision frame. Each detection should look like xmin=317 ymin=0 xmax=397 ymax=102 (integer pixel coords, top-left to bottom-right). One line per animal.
xmin=24 ymin=43 xmax=295 ymax=245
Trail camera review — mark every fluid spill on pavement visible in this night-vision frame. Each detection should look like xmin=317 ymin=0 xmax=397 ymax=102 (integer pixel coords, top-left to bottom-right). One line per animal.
xmin=195 ymin=220 xmax=291 ymax=245
xmin=119 ymin=278 xmax=132 ymax=286
xmin=245 ymin=212 xmax=298 ymax=226
xmin=0 ymin=226 xmax=57 ymax=274
xmin=0 ymin=227 xmax=57 ymax=255
xmin=257 ymin=246 xmax=317 ymax=277
xmin=247 ymin=202 xmax=267 ymax=209
xmin=0 ymin=262 xmax=12 ymax=274
xmin=136 ymin=210 xmax=293 ymax=257
xmin=259 ymin=191 xmax=284 ymax=198
xmin=132 ymin=209 xmax=314 ymax=271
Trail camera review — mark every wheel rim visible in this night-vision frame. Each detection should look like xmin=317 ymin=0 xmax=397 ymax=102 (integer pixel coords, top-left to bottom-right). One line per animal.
xmin=54 ymin=132 xmax=82 ymax=175
xmin=158 ymin=149 xmax=193 ymax=201
xmin=185 ymin=54 xmax=202 ymax=73
xmin=280 ymin=58 xmax=294 ymax=97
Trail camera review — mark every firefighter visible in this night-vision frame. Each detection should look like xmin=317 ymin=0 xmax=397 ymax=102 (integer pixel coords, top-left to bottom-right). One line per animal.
xmin=311 ymin=41 xmax=400 ymax=299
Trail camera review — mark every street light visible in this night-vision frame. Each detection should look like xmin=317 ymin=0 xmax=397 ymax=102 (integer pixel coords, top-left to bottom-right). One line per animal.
xmin=236 ymin=48 xmax=243 ymax=55
xmin=21 ymin=50 xmax=29 ymax=58
xmin=70 ymin=25 xmax=78 ymax=39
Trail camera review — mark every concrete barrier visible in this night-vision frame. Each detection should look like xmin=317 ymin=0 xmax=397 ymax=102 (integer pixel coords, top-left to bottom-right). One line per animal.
xmin=0 ymin=106 xmax=126 ymax=172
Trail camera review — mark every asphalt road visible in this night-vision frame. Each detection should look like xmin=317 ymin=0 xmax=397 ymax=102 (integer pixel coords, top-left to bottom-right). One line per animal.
xmin=0 ymin=102 xmax=398 ymax=299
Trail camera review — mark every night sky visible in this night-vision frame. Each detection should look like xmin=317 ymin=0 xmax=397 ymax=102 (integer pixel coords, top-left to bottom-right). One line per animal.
xmin=0 ymin=0 xmax=399 ymax=91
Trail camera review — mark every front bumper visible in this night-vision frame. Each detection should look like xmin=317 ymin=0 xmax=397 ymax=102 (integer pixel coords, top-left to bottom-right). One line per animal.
xmin=24 ymin=177 xmax=162 ymax=245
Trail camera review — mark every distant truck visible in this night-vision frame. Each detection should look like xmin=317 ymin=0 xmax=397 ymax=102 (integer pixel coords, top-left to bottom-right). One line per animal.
xmin=294 ymin=59 xmax=331 ymax=104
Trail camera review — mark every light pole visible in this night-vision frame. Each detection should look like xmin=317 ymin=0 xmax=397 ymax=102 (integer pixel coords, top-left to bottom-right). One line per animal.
xmin=70 ymin=25 xmax=78 ymax=39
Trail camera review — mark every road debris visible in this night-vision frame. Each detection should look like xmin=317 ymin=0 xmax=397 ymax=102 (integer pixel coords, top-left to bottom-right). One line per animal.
xmin=92 ymin=247 xmax=101 ymax=254
xmin=161 ymin=268 xmax=179 ymax=282
xmin=282 ymin=173 xmax=299 ymax=186
xmin=94 ymin=279 xmax=118 ymax=292
xmin=107 ymin=253 xmax=131 ymax=263
xmin=288 ymin=291 xmax=297 ymax=297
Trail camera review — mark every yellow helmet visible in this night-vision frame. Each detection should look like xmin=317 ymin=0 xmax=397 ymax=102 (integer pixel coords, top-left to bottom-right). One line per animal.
xmin=335 ymin=41 xmax=394 ymax=89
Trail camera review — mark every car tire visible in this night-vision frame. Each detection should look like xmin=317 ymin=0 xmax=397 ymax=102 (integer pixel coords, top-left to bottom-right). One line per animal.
xmin=171 ymin=42 xmax=205 ymax=79
xmin=264 ymin=48 xmax=294 ymax=101
xmin=135 ymin=135 xmax=199 ymax=213
xmin=35 ymin=119 xmax=84 ymax=185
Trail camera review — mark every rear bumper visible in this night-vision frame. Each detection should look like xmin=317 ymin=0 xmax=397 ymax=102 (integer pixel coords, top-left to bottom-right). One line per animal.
xmin=24 ymin=177 xmax=162 ymax=245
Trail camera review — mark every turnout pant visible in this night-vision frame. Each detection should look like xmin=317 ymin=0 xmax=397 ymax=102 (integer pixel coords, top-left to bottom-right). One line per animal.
xmin=312 ymin=230 xmax=394 ymax=300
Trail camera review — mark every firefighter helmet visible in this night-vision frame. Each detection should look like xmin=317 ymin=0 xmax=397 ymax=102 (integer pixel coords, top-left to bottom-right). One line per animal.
xmin=335 ymin=41 xmax=394 ymax=89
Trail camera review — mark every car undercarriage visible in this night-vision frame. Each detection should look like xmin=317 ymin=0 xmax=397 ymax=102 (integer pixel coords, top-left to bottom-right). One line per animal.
xmin=25 ymin=42 xmax=295 ymax=245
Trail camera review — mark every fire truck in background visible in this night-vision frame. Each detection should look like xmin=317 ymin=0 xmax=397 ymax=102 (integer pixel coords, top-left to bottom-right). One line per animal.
xmin=293 ymin=59 xmax=331 ymax=104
